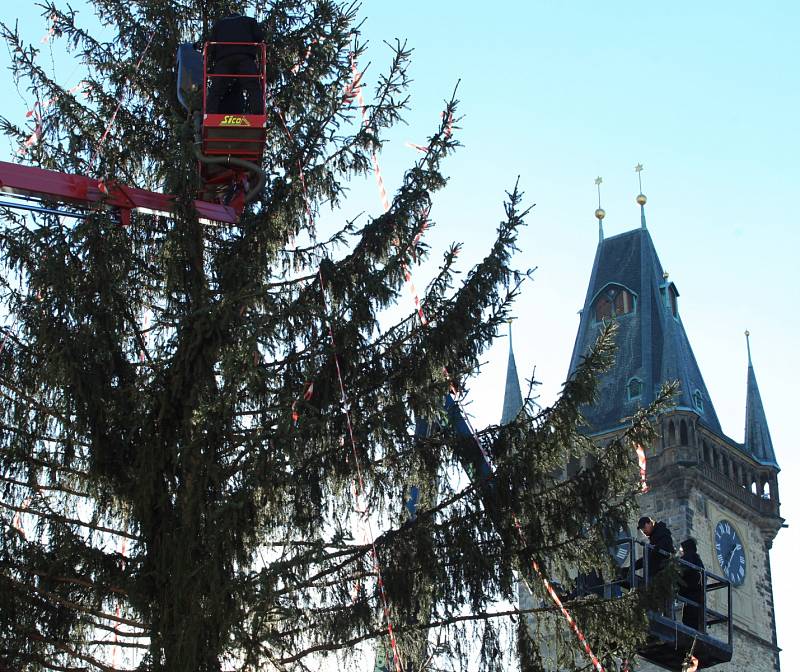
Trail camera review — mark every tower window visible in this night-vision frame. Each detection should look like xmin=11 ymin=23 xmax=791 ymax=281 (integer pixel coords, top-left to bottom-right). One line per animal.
xmin=627 ymin=377 xmax=643 ymax=400
xmin=595 ymin=296 xmax=612 ymax=321
xmin=693 ymin=390 xmax=704 ymax=413
xmin=593 ymin=285 xmax=636 ymax=322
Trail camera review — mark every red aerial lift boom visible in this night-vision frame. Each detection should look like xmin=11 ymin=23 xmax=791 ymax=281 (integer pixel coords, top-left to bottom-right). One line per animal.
xmin=0 ymin=40 xmax=268 ymax=226
xmin=0 ymin=160 xmax=238 ymax=225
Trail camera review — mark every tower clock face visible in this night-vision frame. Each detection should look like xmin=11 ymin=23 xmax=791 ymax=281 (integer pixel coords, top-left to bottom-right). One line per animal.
xmin=715 ymin=520 xmax=746 ymax=586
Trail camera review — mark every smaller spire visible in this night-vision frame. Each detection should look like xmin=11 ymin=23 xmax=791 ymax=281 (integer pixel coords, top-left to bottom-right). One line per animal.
xmin=744 ymin=331 xmax=778 ymax=467
xmin=635 ymin=163 xmax=647 ymax=229
xmin=500 ymin=320 xmax=525 ymax=424
xmin=745 ymin=329 xmax=752 ymax=365
xmin=594 ymin=176 xmax=605 ymax=242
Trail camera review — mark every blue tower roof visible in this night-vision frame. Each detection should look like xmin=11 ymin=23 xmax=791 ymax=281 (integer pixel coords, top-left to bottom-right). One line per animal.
xmin=567 ymin=225 xmax=722 ymax=435
xmin=744 ymin=333 xmax=778 ymax=468
xmin=500 ymin=324 xmax=525 ymax=424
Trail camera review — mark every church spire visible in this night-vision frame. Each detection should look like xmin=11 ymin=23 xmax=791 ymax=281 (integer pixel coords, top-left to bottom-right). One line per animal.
xmin=566 ymin=190 xmax=722 ymax=434
xmin=635 ymin=163 xmax=647 ymax=229
xmin=594 ymin=176 xmax=605 ymax=243
xmin=744 ymin=331 xmax=778 ymax=467
xmin=500 ymin=321 xmax=524 ymax=424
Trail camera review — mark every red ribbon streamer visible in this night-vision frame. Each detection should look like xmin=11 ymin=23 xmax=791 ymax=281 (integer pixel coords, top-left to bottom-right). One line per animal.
xmin=635 ymin=443 xmax=648 ymax=493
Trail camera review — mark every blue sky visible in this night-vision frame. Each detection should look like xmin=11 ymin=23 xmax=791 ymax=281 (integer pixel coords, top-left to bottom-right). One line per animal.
xmin=2 ymin=1 xmax=798 ymax=668
xmin=363 ymin=3 xmax=799 ymax=667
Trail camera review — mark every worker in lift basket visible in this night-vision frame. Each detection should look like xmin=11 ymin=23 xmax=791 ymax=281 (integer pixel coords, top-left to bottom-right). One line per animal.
xmin=206 ymin=12 xmax=264 ymax=114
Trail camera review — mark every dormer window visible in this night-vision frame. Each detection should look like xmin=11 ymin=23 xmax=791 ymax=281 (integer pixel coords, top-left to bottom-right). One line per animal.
xmin=593 ymin=284 xmax=636 ymax=322
xmin=668 ymin=285 xmax=679 ymax=317
xmin=627 ymin=377 xmax=643 ymax=400
xmin=693 ymin=390 xmax=704 ymax=413
xmin=660 ymin=278 xmax=680 ymax=318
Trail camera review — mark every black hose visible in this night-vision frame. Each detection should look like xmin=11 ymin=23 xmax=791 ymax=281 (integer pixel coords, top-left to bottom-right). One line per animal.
xmin=192 ymin=143 xmax=266 ymax=205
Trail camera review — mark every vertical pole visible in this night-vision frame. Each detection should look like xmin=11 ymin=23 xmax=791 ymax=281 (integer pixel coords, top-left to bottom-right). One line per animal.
xmin=261 ymin=43 xmax=267 ymax=115
xmin=727 ymin=580 xmax=733 ymax=645
xmin=203 ymin=44 xmax=208 ymax=116
xmin=629 ymin=539 xmax=636 ymax=588
xmin=643 ymin=540 xmax=649 ymax=587
xmin=701 ymin=568 xmax=707 ymax=634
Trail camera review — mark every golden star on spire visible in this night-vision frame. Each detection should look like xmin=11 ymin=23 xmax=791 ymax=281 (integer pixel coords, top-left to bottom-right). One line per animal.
xmin=635 ymin=163 xmax=643 ymax=173
xmin=595 ymin=176 xmax=603 ymax=186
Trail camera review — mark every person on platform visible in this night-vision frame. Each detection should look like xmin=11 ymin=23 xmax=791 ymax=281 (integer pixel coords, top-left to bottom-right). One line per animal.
xmin=679 ymin=537 xmax=705 ymax=630
xmin=634 ymin=515 xmax=675 ymax=579
xmin=206 ymin=12 xmax=264 ymax=114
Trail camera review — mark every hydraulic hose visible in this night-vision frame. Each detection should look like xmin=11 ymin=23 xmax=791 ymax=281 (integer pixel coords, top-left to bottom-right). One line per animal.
xmin=192 ymin=143 xmax=266 ymax=205
xmin=191 ymin=114 xmax=266 ymax=205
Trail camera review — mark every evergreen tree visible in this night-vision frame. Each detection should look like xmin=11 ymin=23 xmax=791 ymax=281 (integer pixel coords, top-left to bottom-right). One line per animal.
xmin=0 ymin=2 xmax=670 ymax=670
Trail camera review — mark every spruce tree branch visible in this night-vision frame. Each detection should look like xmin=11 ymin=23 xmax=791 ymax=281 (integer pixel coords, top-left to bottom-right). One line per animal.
xmin=0 ymin=376 xmax=71 ymax=426
xmin=274 ymin=597 xmax=615 ymax=665
xmin=7 ymin=561 xmax=128 ymax=596
xmin=0 ymin=420 xmax=92 ymax=450
xmin=0 ymin=445 xmax=92 ymax=480
xmin=0 ymin=499 xmax=139 ymax=541
xmin=0 ymin=474 xmax=91 ymax=500
xmin=3 ymin=573 xmax=145 ymax=629
xmin=27 ymin=625 xmax=133 ymax=672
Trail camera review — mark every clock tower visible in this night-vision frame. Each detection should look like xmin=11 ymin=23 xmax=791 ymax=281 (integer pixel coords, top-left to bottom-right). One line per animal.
xmin=513 ymin=177 xmax=783 ymax=671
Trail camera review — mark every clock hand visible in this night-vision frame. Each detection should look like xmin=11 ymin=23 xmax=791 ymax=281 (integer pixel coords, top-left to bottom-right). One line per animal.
xmin=725 ymin=546 xmax=735 ymax=565
xmin=723 ymin=543 xmax=743 ymax=575
xmin=725 ymin=543 xmax=742 ymax=566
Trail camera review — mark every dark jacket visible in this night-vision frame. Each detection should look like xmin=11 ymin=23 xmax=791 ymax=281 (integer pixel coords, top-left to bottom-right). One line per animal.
xmin=680 ymin=550 xmax=704 ymax=599
xmin=679 ymin=538 xmax=704 ymax=600
xmin=679 ymin=541 xmax=704 ymax=629
xmin=209 ymin=14 xmax=264 ymax=61
xmin=635 ymin=521 xmax=674 ymax=577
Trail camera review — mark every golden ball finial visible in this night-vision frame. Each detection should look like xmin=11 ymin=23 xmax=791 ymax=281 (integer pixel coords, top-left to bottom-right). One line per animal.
xmin=745 ymin=330 xmax=750 ymax=337
xmin=663 ymin=272 xmax=669 ymax=280
xmin=636 ymin=193 xmax=647 ymax=206
xmin=595 ymin=208 xmax=606 ymax=220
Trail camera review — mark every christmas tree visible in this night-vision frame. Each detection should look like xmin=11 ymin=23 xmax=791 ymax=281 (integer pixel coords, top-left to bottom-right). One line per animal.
xmin=0 ymin=2 xmax=669 ymax=670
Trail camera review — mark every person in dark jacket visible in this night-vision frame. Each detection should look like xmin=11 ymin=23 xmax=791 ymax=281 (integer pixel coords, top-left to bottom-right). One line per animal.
xmin=634 ymin=515 xmax=675 ymax=580
xmin=679 ymin=537 xmax=705 ymax=630
xmin=206 ymin=13 xmax=265 ymax=114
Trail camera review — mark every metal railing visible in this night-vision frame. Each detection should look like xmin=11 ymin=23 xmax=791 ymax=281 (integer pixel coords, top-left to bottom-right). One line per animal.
xmin=698 ymin=463 xmax=778 ymax=516
xmin=603 ymin=537 xmax=732 ymax=646
xmin=202 ymin=41 xmax=268 ymax=116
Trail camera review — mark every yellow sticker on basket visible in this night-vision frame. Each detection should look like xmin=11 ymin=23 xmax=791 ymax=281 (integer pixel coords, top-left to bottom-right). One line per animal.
xmin=220 ymin=115 xmax=251 ymax=126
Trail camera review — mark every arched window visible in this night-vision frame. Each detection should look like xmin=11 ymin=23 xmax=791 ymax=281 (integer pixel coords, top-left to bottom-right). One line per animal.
xmin=693 ymin=390 xmax=704 ymax=413
xmin=702 ymin=440 xmax=710 ymax=463
xmin=668 ymin=421 xmax=676 ymax=445
xmin=680 ymin=420 xmax=689 ymax=446
xmin=627 ymin=377 xmax=643 ymax=400
xmin=595 ymin=296 xmax=612 ymax=321
xmin=763 ymin=481 xmax=771 ymax=500
xmin=593 ymin=285 xmax=636 ymax=322
xmin=722 ymin=454 xmax=729 ymax=477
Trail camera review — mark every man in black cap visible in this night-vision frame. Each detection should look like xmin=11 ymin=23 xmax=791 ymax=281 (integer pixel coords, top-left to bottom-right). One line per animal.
xmin=634 ymin=515 xmax=674 ymax=580
xmin=206 ymin=12 xmax=265 ymax=114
